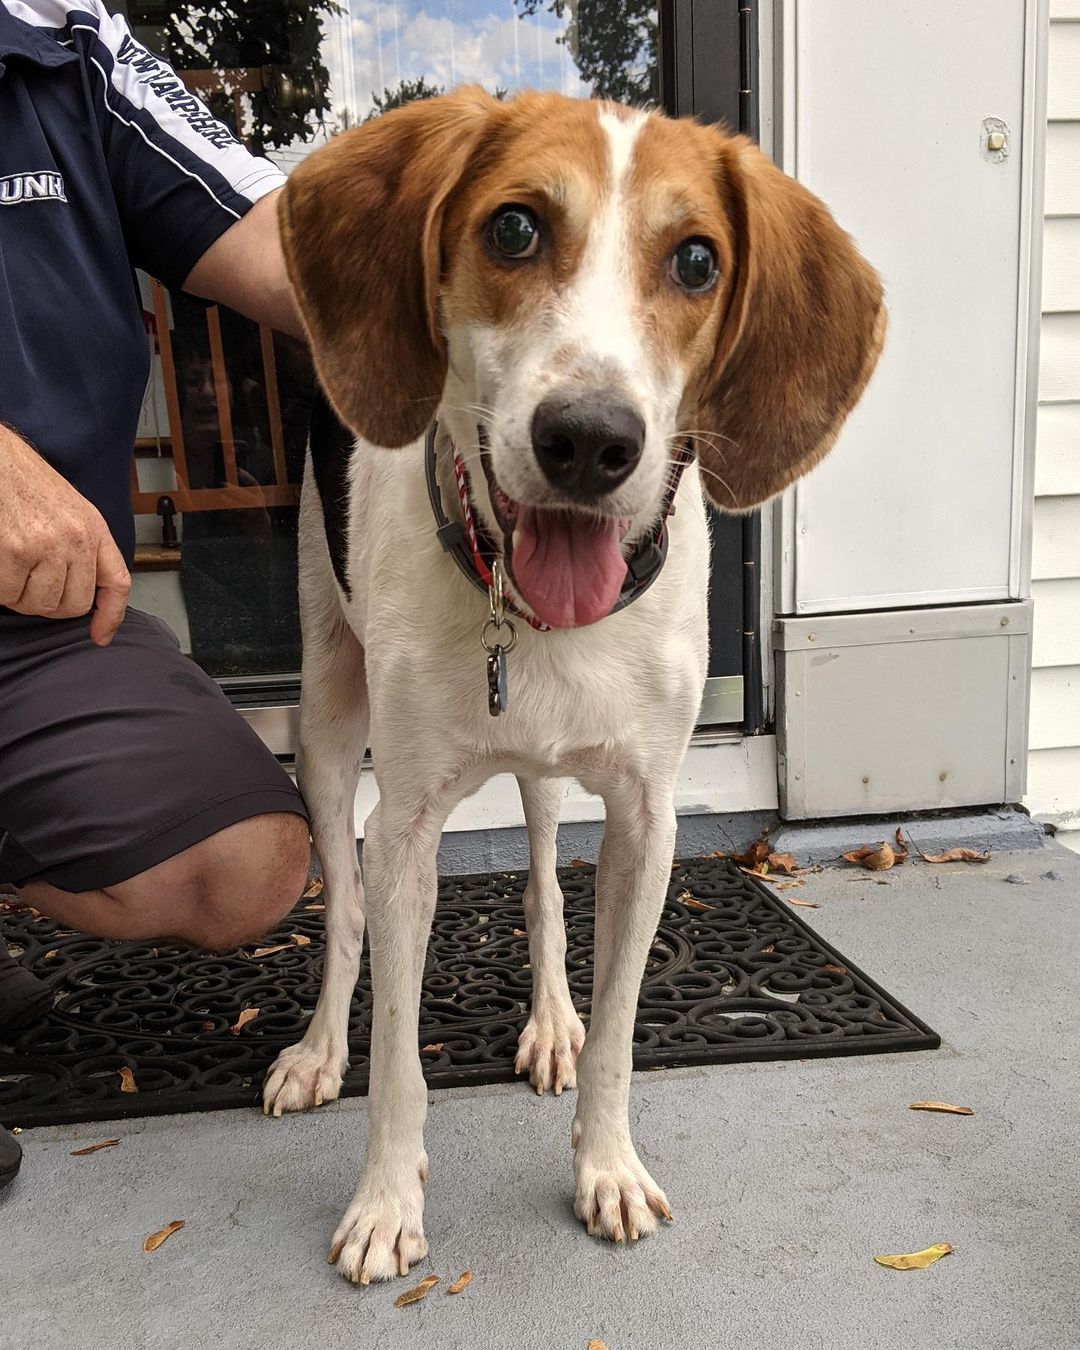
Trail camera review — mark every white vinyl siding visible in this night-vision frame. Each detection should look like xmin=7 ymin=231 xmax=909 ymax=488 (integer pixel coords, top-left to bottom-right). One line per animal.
xmin=1026 ymin=12 xmax=1080 ymax=850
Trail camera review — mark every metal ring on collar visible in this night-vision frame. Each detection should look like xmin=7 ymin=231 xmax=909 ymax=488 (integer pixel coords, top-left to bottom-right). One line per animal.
xmin=481 ymin=616 xmax=517 ymax=654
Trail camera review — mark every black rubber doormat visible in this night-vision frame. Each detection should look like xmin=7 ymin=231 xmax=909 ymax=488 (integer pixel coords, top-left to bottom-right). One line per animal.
xmin=0 ymin=858 xmax=938 ymax=1127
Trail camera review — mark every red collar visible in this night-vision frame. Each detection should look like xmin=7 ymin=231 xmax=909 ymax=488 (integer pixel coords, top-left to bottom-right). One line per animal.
xmin=425 ymin=424 xmax=694 ymax=631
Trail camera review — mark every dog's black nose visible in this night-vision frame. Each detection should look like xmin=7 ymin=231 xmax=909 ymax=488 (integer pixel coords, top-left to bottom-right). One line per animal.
xmin=531 ymin=398 xmax=645 ymax=500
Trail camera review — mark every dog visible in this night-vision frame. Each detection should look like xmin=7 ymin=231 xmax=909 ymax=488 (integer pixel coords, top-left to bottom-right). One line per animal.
xmin=261 ymin=88 xmax=885 ymax=1284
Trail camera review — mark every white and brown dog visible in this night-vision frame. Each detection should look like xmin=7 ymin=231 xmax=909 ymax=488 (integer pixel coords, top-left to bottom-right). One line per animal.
xmin=261 ymin=88 xmax=884 ymax=1284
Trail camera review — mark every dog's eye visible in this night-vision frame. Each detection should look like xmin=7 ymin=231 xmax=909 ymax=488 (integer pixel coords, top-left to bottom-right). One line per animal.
xmin=488 ymin=206 xmax=540 ymax=259
xmin=669 ymin=238 xmax=717 ymax=292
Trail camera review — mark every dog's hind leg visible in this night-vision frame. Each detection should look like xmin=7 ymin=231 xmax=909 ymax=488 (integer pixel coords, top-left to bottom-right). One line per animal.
xmin=262 ymin=608 xmax=369 ymax=1117
xmin=514 ymin=777 xmax=586 ymax=1096
xmin=569 ymin=771 xmax=678 ymax=1243
xmin=328 ymin=786 xmax=448 ymax=1283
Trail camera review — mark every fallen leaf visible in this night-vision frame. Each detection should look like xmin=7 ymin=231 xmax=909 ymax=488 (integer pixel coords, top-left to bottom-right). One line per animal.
xmin=290 ymin=933 xmax=312 ymax=947
xmin=71 ymin=1139 xmax=120 ymax=1156
xmin=760 ymin=943 xmax=775 ymax=954
xmin=251 ymin=943 xmax=292 ymax=958
xmin=43 ymin=949 xmax=59 ymax=960
xmin=302 ymin=877 xmax=324 ymax=899
xmin=738 ymin=863 xmax=773 ymax=880
xmin=118 ymin=1066 xmax=138 ymax=1093
xmin=143 ymin=1220 xmax=185 ymax=1253
xmin=733 ymin=839 xmax=771 ymax=867
xmin=917 ymin=847 xmax=990 ymax=865
xmin=703 ymin=849 xmax=728 ymax=859
xmin=303 ymin=902 xmax=325 ymax=912
xmin=422 ymin=1043 xmax=444 ymax=1053
xmin=679 ymin=891 xmax=715 ymax=912
xmin=821 ymin=963 xmax=847 ymax=976
xmin=909 ymin=1101 xmax=974 ymax=1116
xmin=784 ymin=896 xmax=820 ymax=908
xmin=512 ymin=928 xmax=527 ymax=937
xmin=588 ymin=1342 xmax=609 ymax=1350
xmin=569 ymin=858 xmax=590 ymax=869
xmin=231 ymin=1007 xmax=260 ymax=1035
xmin=447 ymin=1270 xmax=472 ymax=1295
xmin=394 ymin=1275 xmax=439 ymax=1307
xmin=767 ymin=852 xmax=799 ymax=874
xmin=776 ymin=880 xmax=805 ymax=891
xmin=842 ymin=842 xmax=901 ymax=871
xmin=873 ymin=1242 xmax=953 ymax=1270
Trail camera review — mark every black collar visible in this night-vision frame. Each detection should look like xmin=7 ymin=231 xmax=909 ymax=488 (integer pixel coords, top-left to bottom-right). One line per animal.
xmin=425 ymin=421 xmax=692 ymax=628
xmin=0 ymin=5 xmax=78 ymax=73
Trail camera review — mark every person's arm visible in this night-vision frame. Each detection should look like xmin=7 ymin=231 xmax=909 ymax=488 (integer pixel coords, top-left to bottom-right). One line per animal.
xmin=182 ymin=189 xmax=303 ymax=340
xmin=0 ymin=426 xmax=130 ymax=645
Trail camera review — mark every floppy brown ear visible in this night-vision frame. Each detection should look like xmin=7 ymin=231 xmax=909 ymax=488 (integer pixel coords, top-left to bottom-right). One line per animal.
xmin=279 ymin=87 xmax=497 ymax=446
xmin=694 ymin=136 xmax=886 ymax=510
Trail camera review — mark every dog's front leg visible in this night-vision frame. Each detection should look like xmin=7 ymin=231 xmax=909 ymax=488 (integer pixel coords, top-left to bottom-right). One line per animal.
xmin=329 ymin=794 xmax=442 ymax=1283
xmin=571 ymin=774 xmax=677 ymax=1242
xmin=514 ymin=776 xmax=586 ymax=1095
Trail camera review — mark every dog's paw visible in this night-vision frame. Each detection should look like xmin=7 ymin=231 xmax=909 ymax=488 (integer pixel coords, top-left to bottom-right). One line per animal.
xmin=262 ymin=1042 xmax=344 ymax=1117
xmin=572 ymin=1133 xmax=672 ymax=1243
xmin=328 ymin=1160 xmax=430 ymax=1284
xmin=515 ymin=1005 xmax=586 ymax=1095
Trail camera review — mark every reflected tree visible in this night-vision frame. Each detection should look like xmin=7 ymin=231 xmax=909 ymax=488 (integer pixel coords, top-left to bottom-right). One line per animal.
xmin=514 ymin=0 xmax=658 ymax=105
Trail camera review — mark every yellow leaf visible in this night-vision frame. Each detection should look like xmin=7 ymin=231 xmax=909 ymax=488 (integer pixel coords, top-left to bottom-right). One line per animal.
xmin=394 ymin=1275 xmax=439 ymax=1307
xmin=118 ymin=1066 xmax=138 ymax=1094
xmin=143 ymin=1220 xmax=185 ymax=1253
xmin=874 ymin=1242 xmax=953 ymax=1270
xmin=70 ymin=1139 xmax=120 ymax=1156
xmin=302 ymin=877 xmax=324 ymax=899
xmin=447 ymin=1269 xmax=472 ymax=1295
xmin=230 ymin=1007 xmax=260 ymax=1035
xmin=909 ymin=1101 xmax=974 ymax=1116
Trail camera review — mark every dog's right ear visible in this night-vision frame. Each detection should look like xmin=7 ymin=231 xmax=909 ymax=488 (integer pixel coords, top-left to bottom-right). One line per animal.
xmin=280 ymin=88 xmax=497 ymax=446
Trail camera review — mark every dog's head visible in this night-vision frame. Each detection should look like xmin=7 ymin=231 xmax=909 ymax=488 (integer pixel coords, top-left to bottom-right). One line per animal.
xmin=282 ymin=88 xmax=885 ymax=628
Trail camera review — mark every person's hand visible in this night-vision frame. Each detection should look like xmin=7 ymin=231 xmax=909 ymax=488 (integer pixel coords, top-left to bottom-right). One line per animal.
xmin=0 ymin=425 xmax=130 ymax=645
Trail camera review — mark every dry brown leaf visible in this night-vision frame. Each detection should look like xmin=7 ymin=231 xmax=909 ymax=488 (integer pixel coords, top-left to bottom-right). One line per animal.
xmin=302 ymin=876 xmax=324 ymax=899
xmin=447 ymin=1270 xmax=472 ymax=1295
xmin=394 ymin=1275 xmax=439 ymax=1307
xmin=422 ymin=1043 xmax=444 ymax=1053
xmin=733 ymin=839 xmax=771 ymax=867
xmin=43 ymin=949 xmax=59 ymax=960
xmin=776 ymin=880 xmax=805 ymax=891
xmin=738 ymin=863 xmax=773 ymax=881
xmin=760 ymin=943 xmax=775 ymax=954
xmin=703 ymin=849 xmax=728 ymax=859
xmin=909 ymin=1101 xmax=974 ymax=1116
xmin=291 ymin=933 xmax=312 ymax=947
xmin=919 ymin=847 xmax=990 ymax=865
xmin=569 ymin=858 xmax=590 ymax=869
xmin=143 ymin=1220 xmax=185 ymax=1253
xmin=303 ymin=902 xmax=325 ymax=912
xmin=588 ymin=1341 xmax=609 ymax=1350
xmin=231 ymin=1007 xmax=260 ymax=1035
xmin=70 ymin=1139 xmax=120 ymax=1156
xmin=873 ymin=1242 xmax=953 ymax=1270
xmin=251 ymin=943 xmax=292 ymax=958
xmin=118 ymin=1066 xmax=138 ymax=1093
xmin=679 ymin=891 xmax=715 ymax=912
xmin=822 ymin=963 xmax=847 ymax=976
xmin=842 ymin=842 xmax=900 ymax=871
xmin=512 ymin=928 xmax=527 ymax=937
xmin=784 ymin=896 xmax=820 ymax=909
xmin=767 ymin=852 xmax=799 ymax=874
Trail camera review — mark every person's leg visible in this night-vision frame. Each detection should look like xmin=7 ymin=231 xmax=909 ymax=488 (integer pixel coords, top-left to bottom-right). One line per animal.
xmin=17 ymin=810 xmax=310 ymax=951
xmin=0 ymin=608 xmax=310 ymax=951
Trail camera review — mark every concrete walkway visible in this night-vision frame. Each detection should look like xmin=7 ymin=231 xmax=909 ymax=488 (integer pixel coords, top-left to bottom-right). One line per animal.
xmin=3 ymin=842 xmax=1079 ymax=1350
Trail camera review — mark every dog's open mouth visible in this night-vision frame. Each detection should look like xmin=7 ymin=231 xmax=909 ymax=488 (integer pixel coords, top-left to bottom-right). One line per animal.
xmin=478 ymin=438 xmax=631 ymax=630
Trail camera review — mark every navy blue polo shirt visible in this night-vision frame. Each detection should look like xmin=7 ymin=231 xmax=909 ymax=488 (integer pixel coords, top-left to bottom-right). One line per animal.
xmin=0 ymin=0 xmax=285 ymax=561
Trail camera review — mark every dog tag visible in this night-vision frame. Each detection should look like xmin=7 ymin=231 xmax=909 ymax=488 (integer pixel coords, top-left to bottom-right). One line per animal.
xmin=487 ymin=644 xmax=508 ymax=716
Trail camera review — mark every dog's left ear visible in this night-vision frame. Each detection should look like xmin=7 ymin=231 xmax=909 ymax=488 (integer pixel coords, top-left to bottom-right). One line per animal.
xmin=693 ymin=136 xmax=886 ymax=510
xmin=280 ymin=87 xmax=497 ymax=446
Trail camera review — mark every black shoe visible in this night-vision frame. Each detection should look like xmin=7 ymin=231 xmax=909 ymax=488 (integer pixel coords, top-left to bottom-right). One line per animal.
xmin=0 ymin=943 xmax=51 ymax=1035
xmin=0 ymin=1126 xmax=21 ymax=1188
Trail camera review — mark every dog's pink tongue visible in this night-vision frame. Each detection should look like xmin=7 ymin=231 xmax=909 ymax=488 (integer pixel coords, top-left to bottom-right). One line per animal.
xmin=511 ymin=507 xmax=628 ymax=628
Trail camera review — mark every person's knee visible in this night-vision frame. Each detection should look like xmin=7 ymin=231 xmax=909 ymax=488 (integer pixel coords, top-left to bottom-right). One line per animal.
xmin=194 ymin=812 xmax=311 ymax=951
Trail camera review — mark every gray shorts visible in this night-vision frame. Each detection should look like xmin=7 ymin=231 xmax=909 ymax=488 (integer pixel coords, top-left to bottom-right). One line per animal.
xmin=0 ymin=608 xmax=306 ymax=893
